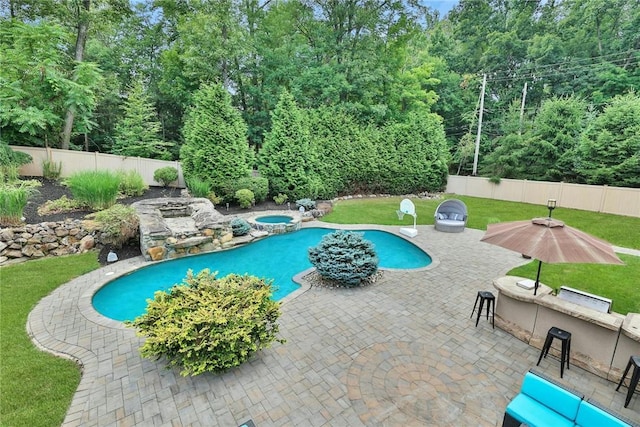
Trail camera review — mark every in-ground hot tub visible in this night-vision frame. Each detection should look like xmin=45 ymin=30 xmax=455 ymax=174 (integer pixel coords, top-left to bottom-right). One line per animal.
xmin=248 ymin=213 xmax=301 ymax=234
xmin=256 ymin=215 xmax=294 ymax=224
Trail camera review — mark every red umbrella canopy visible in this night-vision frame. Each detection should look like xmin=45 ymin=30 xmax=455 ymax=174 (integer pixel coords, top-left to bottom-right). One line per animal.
xmin=480 ymin=218 xmax=623 ymax=265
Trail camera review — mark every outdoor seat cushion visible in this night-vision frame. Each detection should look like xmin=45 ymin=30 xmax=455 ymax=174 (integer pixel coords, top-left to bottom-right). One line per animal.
xmin=575 ymin=400 xmax=634 ymax=427
xmin=519 ymin=371 xmax=582 ymax=420
xmin=436 ymin=219 xmax=464 ymax=226
xmin=505 ymin=394 xmax=575 ymax=427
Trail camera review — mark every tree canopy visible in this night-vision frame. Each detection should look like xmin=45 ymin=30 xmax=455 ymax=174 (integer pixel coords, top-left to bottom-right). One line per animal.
xmin=2 ymin=0 xmax=640 ymax=189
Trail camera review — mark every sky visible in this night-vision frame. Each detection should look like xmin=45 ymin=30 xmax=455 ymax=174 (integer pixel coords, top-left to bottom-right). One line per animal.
xmin=424 ymin=0 xmax=459 ymax=16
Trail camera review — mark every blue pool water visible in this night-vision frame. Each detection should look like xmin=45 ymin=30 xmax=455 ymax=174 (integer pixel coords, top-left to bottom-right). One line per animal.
xmin=92 ymin=228 xmax=432 ymax=321
xmin=256 ymin=215 xmax=293 ymax=223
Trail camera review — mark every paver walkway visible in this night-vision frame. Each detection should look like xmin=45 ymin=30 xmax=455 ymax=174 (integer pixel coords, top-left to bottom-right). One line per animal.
xmin=28 ymin=222 xmax=640 ymax=426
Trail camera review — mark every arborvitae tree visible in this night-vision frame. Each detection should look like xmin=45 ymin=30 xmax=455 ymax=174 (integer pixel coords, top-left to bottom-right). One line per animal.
xmin=382 ymin=112 xmax=450 ymax=194
xmin=112 ymin=80 xmax=174 ymax=160
xmin=576 ymin=93 xmax=640 ymax=187
xmin=258 ymin=90 xmax=320 ymax=200
xmin=308 ymin=107 xmax=381 ymax=198
xmin=180 ymin=83 xmax=251 ymax=194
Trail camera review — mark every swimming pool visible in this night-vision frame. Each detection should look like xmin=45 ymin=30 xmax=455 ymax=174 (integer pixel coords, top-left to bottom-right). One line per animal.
xmin=93 ymin=228 xmax=432 ymax=321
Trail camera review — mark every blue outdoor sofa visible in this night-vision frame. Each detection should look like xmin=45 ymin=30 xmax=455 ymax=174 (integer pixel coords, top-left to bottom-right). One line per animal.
xmin=503 ymin=370 xmax=639 ymax=427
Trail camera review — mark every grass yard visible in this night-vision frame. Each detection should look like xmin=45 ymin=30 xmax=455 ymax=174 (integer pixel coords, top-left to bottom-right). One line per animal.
xmin=323 ymin=195 xmax=640 ymax=314
xmin=0 ymin=252 xmax=100 ymax=427
xmin=324 ymin=195 xmax=640 ymax=250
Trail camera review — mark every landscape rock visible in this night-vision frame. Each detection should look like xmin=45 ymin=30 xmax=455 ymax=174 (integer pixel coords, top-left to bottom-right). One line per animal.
xmin=79 ymin=235 xmax=95 ymax=251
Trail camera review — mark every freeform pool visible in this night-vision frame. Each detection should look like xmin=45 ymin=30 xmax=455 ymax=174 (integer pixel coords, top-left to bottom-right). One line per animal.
xmin=93 ymin=228 xmax=432 ymax=321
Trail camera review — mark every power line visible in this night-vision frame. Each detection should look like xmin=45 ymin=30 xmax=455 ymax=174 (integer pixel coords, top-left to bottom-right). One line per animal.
xmin=484 ymin=48 xmax=640 ymax=80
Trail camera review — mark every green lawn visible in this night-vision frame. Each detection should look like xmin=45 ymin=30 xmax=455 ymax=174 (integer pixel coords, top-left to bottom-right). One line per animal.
xmin=0 ymin=253 xmax=100 ymax=427
xmin=324 ymin=195 xmax=640 ymax=250
xmin=323 ymin=195 xmax=640 ymax=314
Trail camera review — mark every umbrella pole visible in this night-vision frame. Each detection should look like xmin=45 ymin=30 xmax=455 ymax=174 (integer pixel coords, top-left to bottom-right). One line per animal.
xmin=534 ymin=260 xmax=543 ymax=295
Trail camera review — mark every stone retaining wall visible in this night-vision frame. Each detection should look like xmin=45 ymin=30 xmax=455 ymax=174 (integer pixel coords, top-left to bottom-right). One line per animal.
xmin=0 ymin=219 xmax=101 ymax=266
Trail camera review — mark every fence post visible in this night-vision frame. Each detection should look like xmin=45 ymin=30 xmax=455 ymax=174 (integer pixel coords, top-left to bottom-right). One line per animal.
xmin=599 ymin=185 xmax=608 ymax=213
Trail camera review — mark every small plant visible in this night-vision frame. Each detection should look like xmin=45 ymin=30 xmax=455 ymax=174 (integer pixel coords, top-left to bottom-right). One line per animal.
xmin=185 ymin=176 xmax=211 ymax=198
xmin=208 ymin=192 xmax=223 ymax=206
xmin=117 ymin=170 xmax=148 ymax=197
xmin=489 ymin=176 xmax=502 ymax=185
xmin=0 ymin=143 xmax=32 ymax=184
xmin=128 ymin=270 xmax=284 ymax=376
xmin=153 ymin=166 xmax=179 ymax=187
xmin=273 ymin=193 xmax=288 ymax=205
xmin=219 ymin=177 xmax=269 ymax=203
xmin=37 ymin=195 xmax=86 ymax=215
xmin=93 ymin=204 xmax=139 ymax=248
xmin=66 ymin=170 xmax=121 ymax=210
xmin=296 ymin=198 xmax=316 ymax=211
xmin=42 ymin=160 xmax=62 ymax=181
xmin=0 ymin=181 xmax=40 ymax=225
xmin=236 ymin=177 xmax=269 ymax=202
xmin=308 ymin=230 xmax=379 ymax=286
xmin=230 ymin=217 xmax=251 ymax=236
xmin=235 ymin=188 xmax=255 ymax=209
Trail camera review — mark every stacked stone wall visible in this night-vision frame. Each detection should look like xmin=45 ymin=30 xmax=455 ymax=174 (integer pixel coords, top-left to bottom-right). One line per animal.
xmin=0 ymin=220 xmax=102 ymax=266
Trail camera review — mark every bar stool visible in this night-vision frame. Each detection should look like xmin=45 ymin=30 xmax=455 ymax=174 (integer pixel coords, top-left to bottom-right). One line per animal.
xmin=470 ymin=291 xmax=495 ymax=328
xmin=537 ymin=326 xmax=571 ymax=378
xmin=616 ymin=355 xmax=640 ymax=408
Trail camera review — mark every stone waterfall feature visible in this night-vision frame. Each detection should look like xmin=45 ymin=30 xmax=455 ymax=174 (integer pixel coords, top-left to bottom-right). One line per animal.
xmin=132 ymin=198 xmax=232 ymax=261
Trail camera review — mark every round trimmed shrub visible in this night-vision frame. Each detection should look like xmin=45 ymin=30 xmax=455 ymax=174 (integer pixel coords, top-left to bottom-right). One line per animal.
xmin=231 ymin=217 xmax=251 ymax=236
xmin=128 ymin=270 xmax=284 ymax=376
xmin=154 ymin=166 xmax=179 ymax=187
xmin=308 ymin=230 xmax=379 ymax=286
xmin=235 ymin=188 xmax=254 ymax=208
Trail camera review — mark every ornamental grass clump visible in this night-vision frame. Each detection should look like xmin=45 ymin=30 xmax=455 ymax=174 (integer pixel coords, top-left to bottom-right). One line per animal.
xmin=128 ymin=270 xmax=284 ymax=376
xmin=308 ymin=230 xmax=379 ymax=286
xmin=0 ymin=181 xmax=40 ymax=225
xmin=117 ymin=170 xmax=147 ymax=197
xmin=66 ymin=170 xmax=121 ymax=210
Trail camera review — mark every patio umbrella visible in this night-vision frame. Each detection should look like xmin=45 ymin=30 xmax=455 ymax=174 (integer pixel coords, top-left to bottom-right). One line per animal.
xmin=480 ymin=217 xmax=624 ymax=294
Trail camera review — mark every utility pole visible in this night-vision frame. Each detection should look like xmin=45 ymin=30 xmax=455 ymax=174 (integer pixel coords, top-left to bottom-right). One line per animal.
xmin=473 ymin=74 xmax=486 ymax=176
xmin=519 ymin=82 xmax=528 ymax=135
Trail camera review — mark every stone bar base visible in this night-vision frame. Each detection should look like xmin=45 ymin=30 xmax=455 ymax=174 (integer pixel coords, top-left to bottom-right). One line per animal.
xmin=493 ymin=276 xmax=640 ymax=382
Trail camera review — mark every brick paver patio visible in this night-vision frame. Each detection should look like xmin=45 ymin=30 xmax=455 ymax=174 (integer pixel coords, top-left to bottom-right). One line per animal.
xmin=27 ymin=222 xmax=640 ymax=426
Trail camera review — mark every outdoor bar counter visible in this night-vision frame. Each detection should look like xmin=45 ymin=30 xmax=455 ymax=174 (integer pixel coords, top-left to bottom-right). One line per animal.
xmin=493 ymin=276 xmax=640 ymax=382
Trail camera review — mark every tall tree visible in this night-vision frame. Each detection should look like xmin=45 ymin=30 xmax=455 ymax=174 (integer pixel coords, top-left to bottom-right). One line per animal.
xmin=180 ymin=83 xmax=251 ymax=194
xmin=0 ymin=20 xmax=101 ymax=147
xmin=112 ymin=80 xmax=173 ymax=160
xmin=576 ymin=93 xmax=640 ymax=187
xmin=258 ymin=89 xmax=319 ymax=200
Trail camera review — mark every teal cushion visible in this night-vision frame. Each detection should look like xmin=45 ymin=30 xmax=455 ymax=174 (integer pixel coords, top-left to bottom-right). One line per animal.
xmin=575 ymin=401 xmax=632 ymax=427
xmin=506 ymin=394 xmax=574 ymax=427
xmin=520 ymin=372 xmax=582 ymax=420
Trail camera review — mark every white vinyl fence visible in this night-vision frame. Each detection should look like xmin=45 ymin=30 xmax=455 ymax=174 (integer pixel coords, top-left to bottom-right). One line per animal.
xmin=11 ymin=147 xmax=640 ymax=217
xmin=447 ymin=175 xmax=640 ymax=218
xmin=12 ymin=146 xmax=185 ymax=187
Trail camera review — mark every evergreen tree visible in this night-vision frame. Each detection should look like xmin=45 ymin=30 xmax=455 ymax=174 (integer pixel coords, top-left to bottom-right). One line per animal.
xmin=180 ymin=83 xmax=251 ymax=194
xmin=576 ymin=93 xmax=640 ymax=187
xmin=258 ymin=90 xmax=319 ymax=200
xmin=112 ymin=80 xmax=173 ymax=160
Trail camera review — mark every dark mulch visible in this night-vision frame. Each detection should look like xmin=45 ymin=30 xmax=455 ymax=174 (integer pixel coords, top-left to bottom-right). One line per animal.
xmin=20 ymin=177 xmax=285 ymax=264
